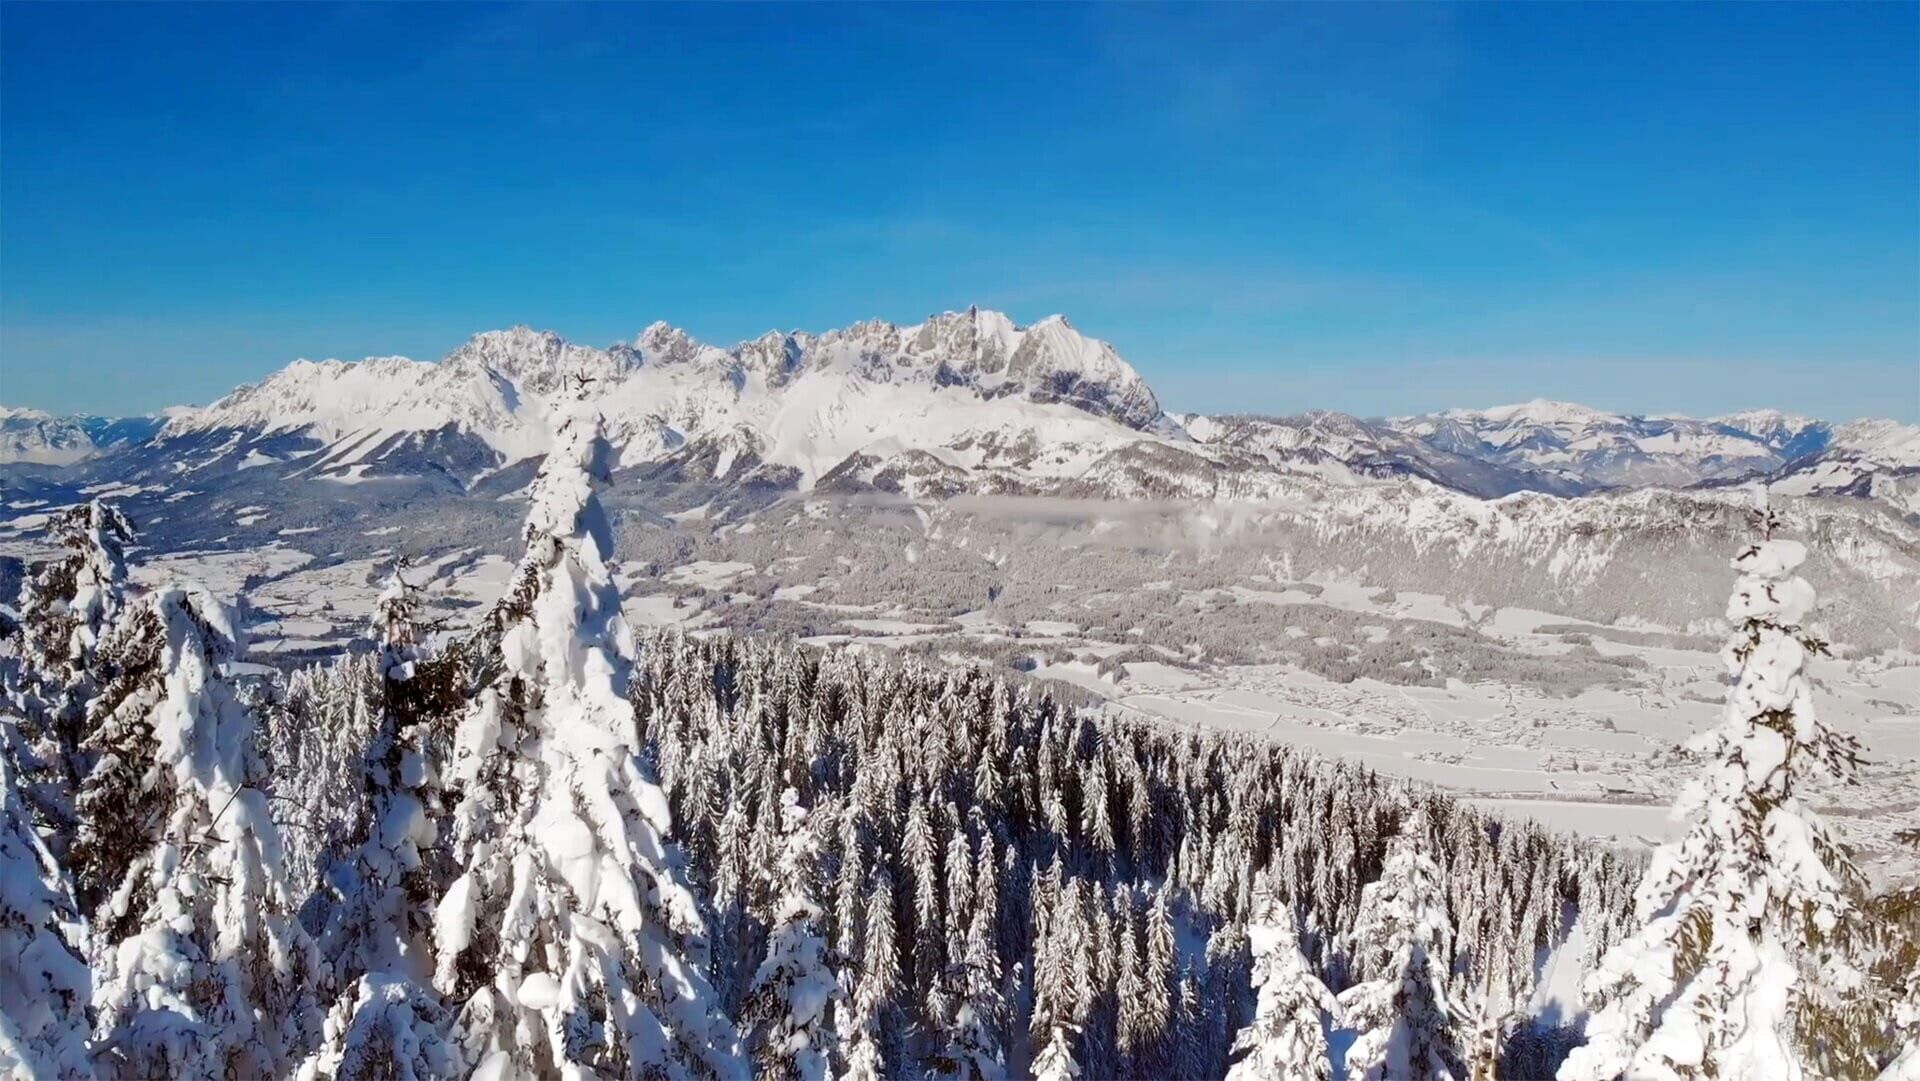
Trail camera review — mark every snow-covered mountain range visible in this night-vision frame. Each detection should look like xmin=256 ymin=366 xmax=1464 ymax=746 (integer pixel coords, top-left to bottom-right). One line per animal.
xmin=0 ymin=407 xmax=169 ymax=466
xmin=4 ymin=307 xmax=1918 ymax=671
xmin=2 ymin=309 xmax=1915 ymax=508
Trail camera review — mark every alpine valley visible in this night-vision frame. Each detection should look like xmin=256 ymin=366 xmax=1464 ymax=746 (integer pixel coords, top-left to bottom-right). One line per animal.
xmin=5 ymin=309 xmax=1918 ymax=879
xmin=5 ymin=309 xmax=1920 ymax=1079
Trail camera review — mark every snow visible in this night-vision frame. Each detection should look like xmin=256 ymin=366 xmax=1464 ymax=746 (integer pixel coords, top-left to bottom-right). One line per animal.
xmin=0 ymin=405 xmax=97 ymax=464
xmin=77 ymin=481 xmax=149 ymax=498
xmin=432 ymin=400 xmax=742 ymax=1075
xmin=1829 ymin=417 xmax=1920 ymax=462
xmin=153 ymin=310 xmax=1171 ymax=493
xmin=663 ymin=560 xmax=755 ymax=587
xmin=1100 ymin=625 xmax=1919 ymax=881
xmin=666 ymin=501 xmax=712 ymax=522
xmin=0 ymin=740 xmax=93 ymax=1078
xmin=514 ymin=972 xmax=561 ymax=1010
xmin=1392 ymin=400 xmax=1846 ymax=490
xmin=87 ymin=585 xmax=320 ymax=1078
xmin=1561 ymin=530 xmax=1871 ymax=1080
xmin=840 ymin=617 xmax=943 ymax=635
xmin=1473 ymin=798 xmax=1680 ymax=846
xmin=1460 ymin=399 xmax=1615 ymax=428
xmin=132 ymin=544 xmax=314 ymax=601
xmin=622 ymin=592 xmax=714 ymax=629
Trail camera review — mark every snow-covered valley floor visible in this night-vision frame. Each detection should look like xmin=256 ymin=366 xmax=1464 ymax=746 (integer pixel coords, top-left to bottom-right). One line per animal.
xmin=1103 ymin=651 xmax=1919 ymax=887
xmin=7 ymin=494 xmax=1916 ymax=886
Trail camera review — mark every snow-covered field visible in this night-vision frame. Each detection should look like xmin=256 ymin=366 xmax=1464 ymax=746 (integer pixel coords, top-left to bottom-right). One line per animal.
xmin=1106 ymin=648 xmax=1920 ymax=885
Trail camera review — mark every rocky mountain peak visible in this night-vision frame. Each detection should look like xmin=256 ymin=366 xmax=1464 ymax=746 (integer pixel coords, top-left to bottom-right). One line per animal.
xmin=633 ymin=322 xmax=718 ymax=366
xmin=736 ymin=330 xmax=804 ymax=382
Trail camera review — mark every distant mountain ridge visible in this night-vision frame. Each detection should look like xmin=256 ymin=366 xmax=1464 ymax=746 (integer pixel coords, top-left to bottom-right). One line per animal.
xmin=0 ymin=406 xmax=170 ymax=466
xmin=1387 ymin=400 xmax=1825 ymax=488
xmin=3 ymin=310 xmax=1914 ymax=507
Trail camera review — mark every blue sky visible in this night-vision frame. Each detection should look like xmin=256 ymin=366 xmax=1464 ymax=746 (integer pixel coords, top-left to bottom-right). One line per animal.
xmin=3 ymin=3 xmax=1915 ymax=421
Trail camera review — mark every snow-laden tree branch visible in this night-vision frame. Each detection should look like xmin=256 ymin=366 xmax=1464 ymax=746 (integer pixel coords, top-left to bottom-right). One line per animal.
xmin=1561 ymin=513 xmax=1877 ymax=1080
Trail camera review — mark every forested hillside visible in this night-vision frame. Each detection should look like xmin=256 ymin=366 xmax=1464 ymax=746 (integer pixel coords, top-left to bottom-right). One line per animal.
xmin=3 ymin=402 xmax=1913 ymax=1079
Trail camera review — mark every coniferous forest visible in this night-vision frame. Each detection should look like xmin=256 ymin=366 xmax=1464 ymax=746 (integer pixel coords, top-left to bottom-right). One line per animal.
xmin=3 ymin=401 xmax=1916 ymax=1080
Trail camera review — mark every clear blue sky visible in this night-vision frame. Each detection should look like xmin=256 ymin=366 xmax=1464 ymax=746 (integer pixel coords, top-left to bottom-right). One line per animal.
xmin=4 ymin=3 xmax=1916 ymax=421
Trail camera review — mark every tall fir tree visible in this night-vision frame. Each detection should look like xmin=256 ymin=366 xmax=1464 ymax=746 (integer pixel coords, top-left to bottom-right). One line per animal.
xmin=1883 ymin=981 xmax=1919 ymax=1081
xmin=744 ymin=788 xmax=839 ymax=1081
xmin=17 ymin=500 xmax=136 ymax=702
xmin=432 ymin=396 xmax=740 ymax=1077
xmin=1029 ymin=856 xmax=1083 ymax=1081
xmin=301 ymin=565 xmax=461 ymax=1080
xmin=1227 ymin=873 xmax=1336 ymax=1081
xmin=1338 ymin=806 xmax=1463 ymax=1081
xmin=1141 ymin=886 xmax=1178 ymax=1078
xmin=1561 ymin=513 xmax=1879 ymax=1080
xmin=0 ymin=730 xmax=93 ymax=1078
xmin=10 ymin=500 xmax=137 ymax=854
xmin=842 ymin=872 xmax=900 ymax=1081
xmin=77 ymin=585 xmax=322 ymax=1078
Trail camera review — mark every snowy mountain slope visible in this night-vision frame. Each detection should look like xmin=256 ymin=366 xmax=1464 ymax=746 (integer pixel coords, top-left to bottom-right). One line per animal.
xmin=1387 ymin=399 xmax=1833 ymax=489
xmin=1708 ymin=409 xmax=1830 ymax=458
xmin=745 ymin=475 xmax=1920 ymax=654
xmin=137 ymin=309 xmax=1173 ymax=492
xmin=0 ymin=407 xmax=173 ymax=464
xmin=1811 ymin=417 xmax=1920 ymax=469
xmin=6 ymin=312 xmax=1917 ymax=509
xmin=1769 ymin=418 xmax=1920 ymax=513
xmin=0 ymin=406 xmax=96 ymax=465
xmin=1182 ymin=411 xmax=1588 ymax=498
xmin=0 ymin=407 xmax=171 ymax=465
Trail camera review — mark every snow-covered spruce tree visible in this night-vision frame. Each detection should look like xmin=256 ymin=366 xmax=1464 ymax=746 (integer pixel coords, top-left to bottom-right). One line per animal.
xmin=1883 ymin=977 xmax=1919 ymax=1081
xmin=1226 ymin=872 xmax=1336 ymax=1081
xmin=1029 ymin=856 xmax=1084 ymax=1081
xmin=1030 ymin=1026 xmax=1081 ymax=1081
xmin=433 ymin=396 xmax=740 ymax=1077
xmin=0 ymin=730 xmax=94 ymax=1078
xmin=1457 ymin=967 xmax=1516 ymax=1081
xmin=923 ymin=830 xmax=1009 ymax=1079
xmin=1561 ymin=517 xmax=1878 ymax=1081
xmin=10 ymin=499 xmax=137 ymax=851
xmin=300 ymin=974 xmax=461 ymax=1081
xmin=270 ymin=656 xmax=382 ymax=906
xmin=1876 ymin=873 xmax=1920 ymax=1079
xmin=743 ymin=788 xmax=839 ymax=1080
xmin=301 ymin=565 xmax=462 ymax=1081
xmin=841 ymin=871 xmax=900 ymax=1081
xmin=18 ymin=500 xmax=136 ymax=695
xmin=1202 ymin=921 xmax=1254 ymax=1077
xmin=1140 ymin=885 xmax=1178 ymax=1077
xmin=1338 ymin=806 xmax=1464 ymax=1081
xmin=74 ymin=585 xmax=321 ymax=1078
